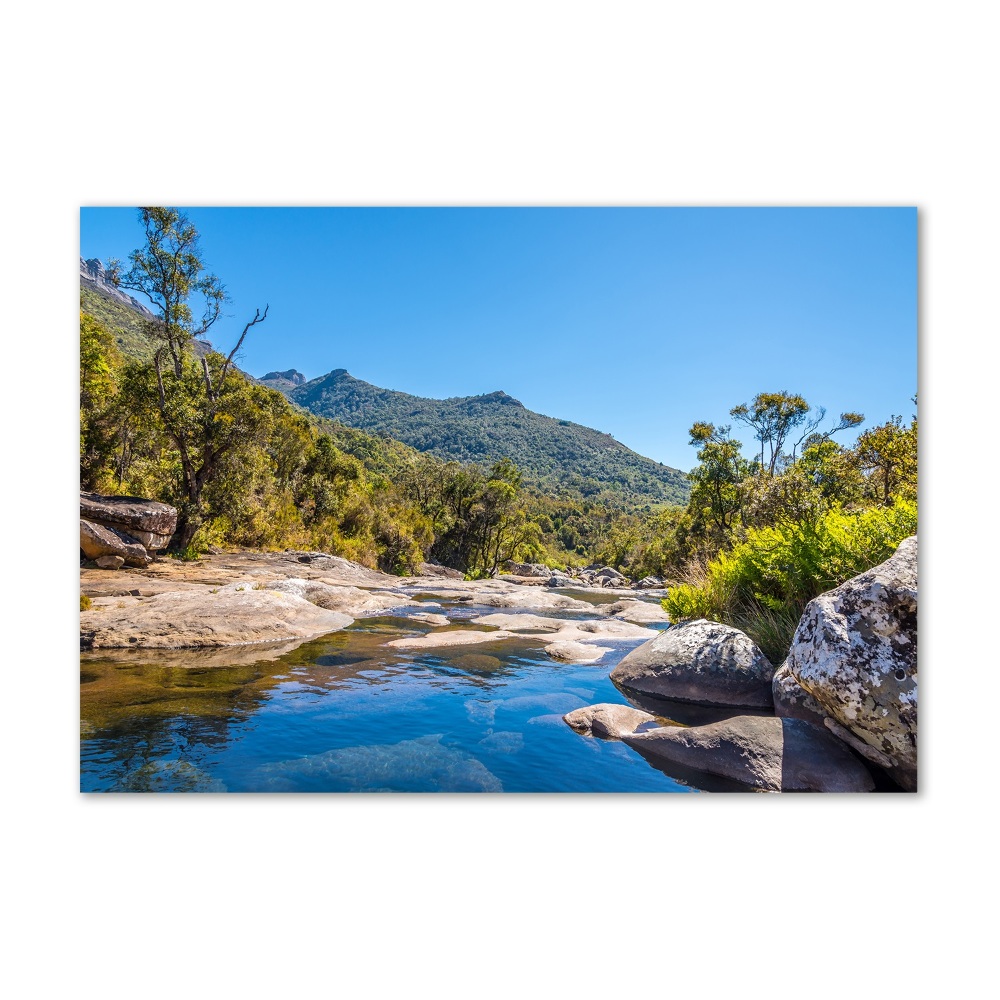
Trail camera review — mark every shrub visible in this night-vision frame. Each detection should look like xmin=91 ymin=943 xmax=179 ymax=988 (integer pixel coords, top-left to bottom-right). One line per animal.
xmin=663 ymin=499 xmax=917 ymax=663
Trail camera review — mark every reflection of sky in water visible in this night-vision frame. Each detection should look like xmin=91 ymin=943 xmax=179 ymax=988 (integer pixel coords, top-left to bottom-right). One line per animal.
xmin=81 ymin=598 xmax=701 ymax=793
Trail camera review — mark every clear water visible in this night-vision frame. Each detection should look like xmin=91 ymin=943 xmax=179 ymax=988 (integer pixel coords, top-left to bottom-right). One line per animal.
xmin=80 ymin=594 xmax=716 ymax=794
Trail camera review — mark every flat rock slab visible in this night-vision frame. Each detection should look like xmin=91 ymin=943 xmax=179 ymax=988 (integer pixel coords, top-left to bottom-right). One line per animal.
xmin=80 ymin=588 xmax=354 ymax=649
xmin=407 ymin=612 xmax=451 ymax=626
xmin=236 ymin=578 xmax=410 ymax=616
xmin=612 ymin=618 xmax=775 ymax=708
xmin=563 ymin=703 xmax=662 ymax=739
xmin=387 ymin=629 xmax=516 ymax=650
xmin=624 ymin=715 xmax=875 ymax=792
xmin=600 ymin=599 xmax=671 ymax=624
xmin=471 ymin=613 xmax=652 ymax=640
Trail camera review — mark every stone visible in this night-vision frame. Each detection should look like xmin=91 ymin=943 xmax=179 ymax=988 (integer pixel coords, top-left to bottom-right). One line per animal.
xmin=544 ymin=641 xmax=611 ymax=663
xmin=563 ymin=703 xmax=660 ymax=739
xmin=623 ymin=716 xmax=875 ymax=792
xmin=417 ymin=562 xmax=465 ymax=580
xmin=602 ymin=599 xmax=671 ymax=624
xmin=545 ymin=574 xmax=579 ymax=588
xmin=94 ymin=555 xmax=125 ymax=570
xmin=251 ymin=578 xmax=408 ymax=615
xmin=503 ymin=561 xmax=552 ymax=578
xmin=80 ymin=491 xmax=178 ymax=550
xmin=636 ymin=576 xmax=664 ymax=589
xmin=772 ymin=660 xmax=829 ymax=728
xmin=80 ymin=587 xmax=353 ymax=649
xmin=611 ymin=619 xmax=775 ymax=709
xmin=785 ymin=536 xmax=918 ymax=790
xmin=80 ymin=519 xmax=151 ymax=568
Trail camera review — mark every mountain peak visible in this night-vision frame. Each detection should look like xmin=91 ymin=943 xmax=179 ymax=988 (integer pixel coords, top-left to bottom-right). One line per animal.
xmin=260 ymin=368 xmax=306 ymax=386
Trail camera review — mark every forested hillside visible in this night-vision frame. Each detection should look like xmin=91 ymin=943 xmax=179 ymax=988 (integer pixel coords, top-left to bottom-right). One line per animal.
xmin=273 ymin=368 xmax=690 ymax=506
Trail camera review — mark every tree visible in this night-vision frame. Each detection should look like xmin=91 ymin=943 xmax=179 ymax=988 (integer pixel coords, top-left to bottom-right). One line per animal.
xmin=686 ymin=422 xmax=750 ymax=538
xmin=108 ymin=208 xmax=270 ymax=551
xmin=854 ymin=412 xmax=918 ymax=507
xmin=730 ymin=391 xmax=862 ymax=476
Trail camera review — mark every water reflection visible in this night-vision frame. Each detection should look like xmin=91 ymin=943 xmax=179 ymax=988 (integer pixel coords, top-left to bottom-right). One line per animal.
xmin=82 ymin=601 xmax=703 ymax=793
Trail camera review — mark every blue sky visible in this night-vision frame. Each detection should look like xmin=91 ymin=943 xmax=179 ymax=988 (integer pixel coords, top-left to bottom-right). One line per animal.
xmin=80 ymin=207 xmax=917 ymax=474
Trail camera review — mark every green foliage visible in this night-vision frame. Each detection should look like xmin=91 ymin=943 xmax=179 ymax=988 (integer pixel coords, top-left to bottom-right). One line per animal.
xmin=80 ymin=594 xmax=93 ymax=611
xmin=281 ymin=370 xmax=690 ymax=506
xmin=663 ymin=499 xmax=918 ymax=662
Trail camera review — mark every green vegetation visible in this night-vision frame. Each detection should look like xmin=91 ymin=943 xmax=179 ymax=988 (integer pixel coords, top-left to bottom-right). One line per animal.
xmin=278 ymin=369 xmax=690 ymax=506
xmin=80 ymin=594 xmax=92 ymax=611
xmin=658 ymin=391 xmax=918 ymax=661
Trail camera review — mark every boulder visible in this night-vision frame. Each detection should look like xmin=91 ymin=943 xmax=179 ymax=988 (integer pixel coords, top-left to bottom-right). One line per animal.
xmin=503 ymin=561 xmax=552 ymax=578
xmin=785 ymin=536 xmax=918 ymax=790
xmin=80 ymin=492 xmax=178 ymax=550
xmin=80 ymin=519 xmax=151 ymax=568
xmin=544 ymin=641 xmax=611 ymax=664
xmin=772 ymin=660 xmax=829 ymax=728
xmin=563 ymin=703 xmax=661 ymax=739
xmin=94 ymin=555 xmax=125 ymax=570
xmin=611 ymin=619 xmax=775 ymax=709
xmin=636 ymin=576 xmax=664 ymax=589
xmin=545 ymin=574 xmax=579 ymax=588
xmin=623 ymin=716 xmax=875 ymax=792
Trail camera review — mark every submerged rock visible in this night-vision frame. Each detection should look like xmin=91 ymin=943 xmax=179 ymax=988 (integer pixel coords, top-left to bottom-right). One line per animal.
xmin=252 ymin=734 xmax=503 ymax=792
xmin=624 ymin=716 xmax=875 ymax=792
xmin=784 ymin=536 xmax=918 ymax=790
xmin=612 ymin=619 xmax=775 ymax=709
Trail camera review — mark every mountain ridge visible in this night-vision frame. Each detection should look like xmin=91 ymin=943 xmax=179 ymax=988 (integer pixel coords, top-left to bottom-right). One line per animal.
xmin=263 ymin=368 xmax=690 ymax=506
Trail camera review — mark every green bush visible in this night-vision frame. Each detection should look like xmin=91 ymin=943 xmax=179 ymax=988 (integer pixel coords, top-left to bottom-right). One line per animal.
xmin=663 ymin=499 xmax=917 ymax=663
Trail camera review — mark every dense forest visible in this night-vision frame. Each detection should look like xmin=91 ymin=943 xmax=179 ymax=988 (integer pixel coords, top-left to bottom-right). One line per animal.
xmin=274 ymin=369 xmax=691 ymax=505
xmin=81 ymin=208 xmax=917 ymax=662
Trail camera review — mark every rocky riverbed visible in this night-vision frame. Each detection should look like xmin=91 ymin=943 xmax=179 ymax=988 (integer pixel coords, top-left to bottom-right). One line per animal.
xmin=80 ymin=537 xmax=918 ymax=793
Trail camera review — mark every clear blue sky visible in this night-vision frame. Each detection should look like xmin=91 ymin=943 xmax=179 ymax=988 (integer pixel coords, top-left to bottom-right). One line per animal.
xmin=80 ymin=207 xmax=917 ymax=474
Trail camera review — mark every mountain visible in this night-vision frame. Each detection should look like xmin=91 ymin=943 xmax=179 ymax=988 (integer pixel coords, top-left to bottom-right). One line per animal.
xmin=259 ymin=369 xmax=307 ymax=391
xmin=80 ymin=281 xmax=213 ymax=362
xmin=278 ymin=369 xmax=690 ymax=505
xmin=80 ymin=258 xmax=155 ymax=318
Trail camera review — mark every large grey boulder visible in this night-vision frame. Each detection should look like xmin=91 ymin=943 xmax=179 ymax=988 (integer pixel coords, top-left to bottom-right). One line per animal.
xmin=624 ymin=716 xmax=875 ymax=792
xmin=785 ymin=535 xmax=918 ymax=790
xmin=80 ymin=519 xmax=151 ymax=568
xmin=611 ymin=619 xmax=775 ymax=708
xmin=772 ymin=661 xmax=829 ymax=729
xmin=80 ymin=492 xmax=178 ymax=550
